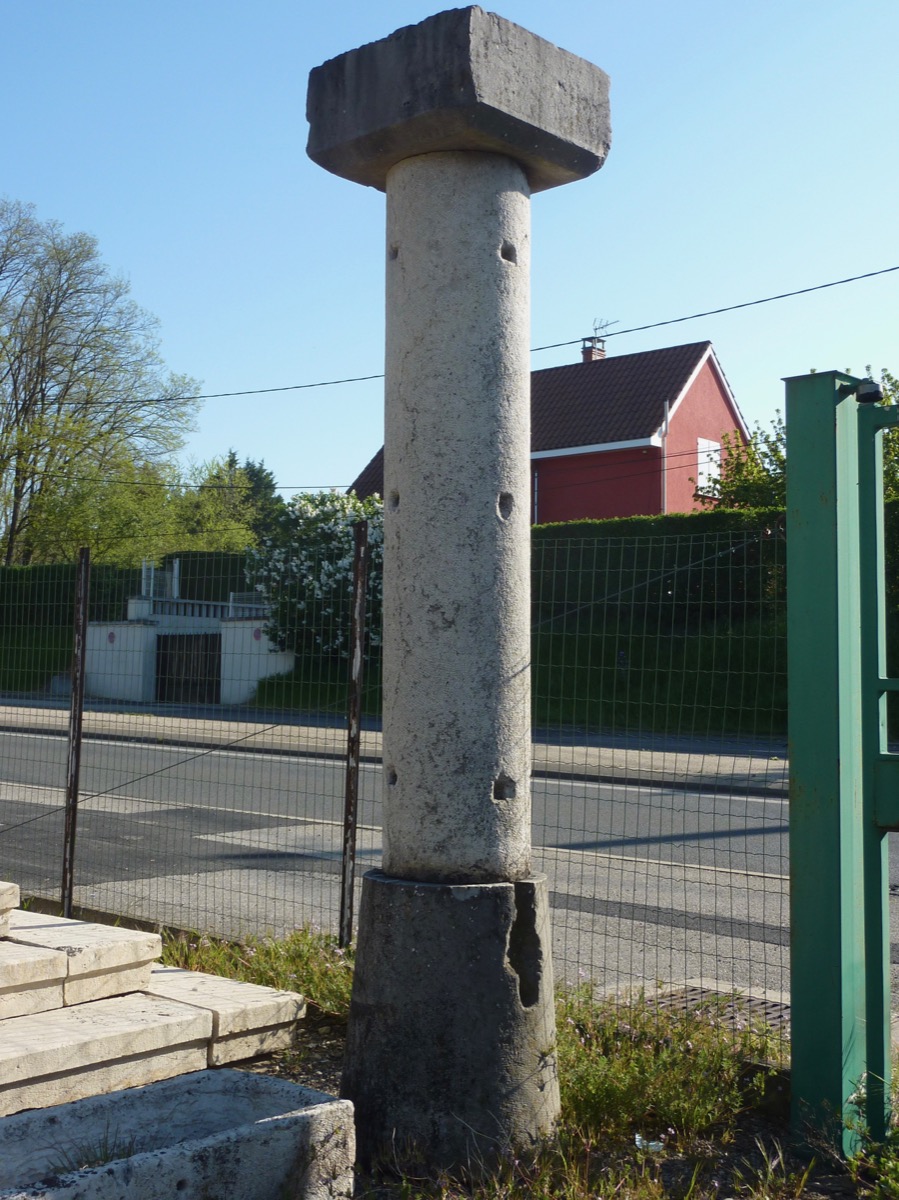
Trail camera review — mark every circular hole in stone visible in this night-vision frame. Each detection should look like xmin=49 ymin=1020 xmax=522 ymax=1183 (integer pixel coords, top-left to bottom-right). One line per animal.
xmin=498 ymin=492 xmax=514 ymax=520
xmin=500 ymin=240 xmax=517 ymax=264
xmin=388 ymin=491 xmax=400 ymax=511
xmin=493 ymin=773 xmax=517 ymax=801
xmin=388 ymin=243 xmax=399 ymax=260
xmin=387 ymin=767 xmax=398 ymax=786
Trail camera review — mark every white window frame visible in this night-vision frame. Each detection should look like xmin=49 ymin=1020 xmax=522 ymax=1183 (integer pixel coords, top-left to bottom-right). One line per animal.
xmin=696 ymin=438 xmax=721 ymax=492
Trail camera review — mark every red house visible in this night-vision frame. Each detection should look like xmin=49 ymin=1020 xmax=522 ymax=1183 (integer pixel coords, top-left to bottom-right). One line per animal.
xmin=349 ymin=340 xmax=748 ymax=521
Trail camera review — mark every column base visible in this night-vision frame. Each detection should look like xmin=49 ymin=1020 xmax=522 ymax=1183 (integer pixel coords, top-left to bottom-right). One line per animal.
xmin=341 ymin=870 xmax=560 ymax=1174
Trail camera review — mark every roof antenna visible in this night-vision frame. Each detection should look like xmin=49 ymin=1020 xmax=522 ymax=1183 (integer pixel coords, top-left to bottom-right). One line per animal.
xmin=582 ymin=318 xmax=618 ymax=363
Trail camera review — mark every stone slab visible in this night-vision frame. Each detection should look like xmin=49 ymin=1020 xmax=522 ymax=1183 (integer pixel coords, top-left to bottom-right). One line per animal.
xmin=147 ymin=966 xmax=304 ymax=1065
xmin=0 ymin=1046 xmax=208 ymax=1120
xmin=306 ymin=6 xmax=611 ymax=192
xmin=147 ymin=964 xmax=305 ymax=1038
xmin=206 ymin=1025 xmax=297 ymax=1065
xmin=7 ymin=909 xmax=160 ymax=978
xmin=0 ymin=1070 xmax=354 ymax=1200
xmin=0 ymin=993 xmax=212 ymax=1116
xmin=63 ymin=962 xmax=153 ymax=1007
xmin=0 ymin=943 xmax=67 ymax=1021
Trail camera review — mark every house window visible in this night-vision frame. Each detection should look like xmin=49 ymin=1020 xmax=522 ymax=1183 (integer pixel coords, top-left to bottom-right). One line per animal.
xmin=696 ymin=438 xmax=721 ymax=492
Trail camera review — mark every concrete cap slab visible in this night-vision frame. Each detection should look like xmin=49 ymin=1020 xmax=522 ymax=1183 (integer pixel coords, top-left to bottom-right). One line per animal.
xmin=306 ymin=6 xmax=610 ymax=192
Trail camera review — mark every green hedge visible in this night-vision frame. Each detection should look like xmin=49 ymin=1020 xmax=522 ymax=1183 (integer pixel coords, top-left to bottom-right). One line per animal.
xmin=0 ymin=564 xmax=141 ymax=628
xmin=162 ymin=552 xmax=248 ymax=602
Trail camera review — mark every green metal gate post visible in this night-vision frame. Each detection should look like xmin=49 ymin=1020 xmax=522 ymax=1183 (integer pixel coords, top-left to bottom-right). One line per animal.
xmin=787 ymin=370 xmax=899 ymax=1150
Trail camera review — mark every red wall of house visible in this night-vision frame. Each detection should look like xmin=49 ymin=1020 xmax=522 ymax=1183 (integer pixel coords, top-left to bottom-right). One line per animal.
xmin=532 ymin=446 xmax=662 ymax=524
xmin=664 ymin=360 xmax=744 ymax=513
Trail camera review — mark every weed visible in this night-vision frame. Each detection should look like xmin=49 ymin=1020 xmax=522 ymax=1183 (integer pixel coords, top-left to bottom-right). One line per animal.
xmin=160 ymin=925 xmax=354 ymax=1018
xmin=556 ymin=986 xmax=779 ymax=1146
xmin=731 ymin=1138 xmax=815 ymax=1198
xmin=47 ymin=1124 xmax=138 ymax=1174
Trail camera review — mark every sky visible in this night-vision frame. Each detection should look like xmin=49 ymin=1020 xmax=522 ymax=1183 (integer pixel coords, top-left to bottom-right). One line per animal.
xmin=2 ymin=0 xmax=896 ymax=497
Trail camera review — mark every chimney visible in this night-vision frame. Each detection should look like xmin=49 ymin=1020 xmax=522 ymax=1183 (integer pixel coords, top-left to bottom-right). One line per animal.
xmin=581 ymin=336 xmax=606 ymax=363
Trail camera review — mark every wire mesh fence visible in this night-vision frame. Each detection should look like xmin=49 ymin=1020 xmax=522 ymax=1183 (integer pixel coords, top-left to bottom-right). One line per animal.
xmin=0 ymin=525 xmax=789 ymax=1021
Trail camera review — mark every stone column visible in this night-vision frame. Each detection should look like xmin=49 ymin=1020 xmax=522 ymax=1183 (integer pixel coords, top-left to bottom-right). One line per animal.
xmin=382 ymin=148 xmax=532 ymax=885
xmin=307 ymin=7 xmax=610 ymax=1172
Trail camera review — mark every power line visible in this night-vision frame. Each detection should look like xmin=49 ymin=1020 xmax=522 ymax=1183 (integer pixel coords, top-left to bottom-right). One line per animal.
xmin=530 ymin=265 xmax=899 ymax=352
xmin=18 ymin=264 xmax=897 ymax=408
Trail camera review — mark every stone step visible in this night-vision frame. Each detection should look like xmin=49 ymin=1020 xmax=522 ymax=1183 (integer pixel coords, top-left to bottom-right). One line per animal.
xmin=145 ymin=966 xmax=306 ymax=1065
xmin=4 ymin=910 xmax=161 ymax=1007
xmin=0 ymin=942 xmax=67 ymax=1021
xmin=0 ymin=993 xmax=212 ymax=1118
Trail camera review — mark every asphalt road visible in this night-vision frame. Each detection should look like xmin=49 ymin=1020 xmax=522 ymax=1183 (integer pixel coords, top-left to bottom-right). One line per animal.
xmin=0 ymin=728 xmax=893 ymax=1002
xmin=0 ymin=730 xmax=790 ymax=879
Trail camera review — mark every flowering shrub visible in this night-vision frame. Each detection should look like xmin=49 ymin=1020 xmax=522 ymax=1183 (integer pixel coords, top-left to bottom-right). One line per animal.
xmin=246 ymin=490 xmax=383 ymax=657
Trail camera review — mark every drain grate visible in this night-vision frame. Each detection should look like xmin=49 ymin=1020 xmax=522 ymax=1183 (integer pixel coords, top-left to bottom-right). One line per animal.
xmin=652 ymin=985 xmax=791 ymax=1034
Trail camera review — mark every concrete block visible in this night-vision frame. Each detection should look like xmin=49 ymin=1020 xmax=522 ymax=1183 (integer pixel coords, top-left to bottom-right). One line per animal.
xmin=0 ymin=994 xmax=212 ymax=1117
xmin=0 ymin=1070 xmax=355 ymax=1200
xmin=343 ymin=871 xmax=559 ymax=1170
xmin=146 ymin=965 xmax=305 ymax=1065
xmin=7 ymin=910 xmax=161 ymax=979
xmin=307 ymin=6 xmax=610 ymax=192
xmin=0 ymin=943 xmax=67 ymax=1021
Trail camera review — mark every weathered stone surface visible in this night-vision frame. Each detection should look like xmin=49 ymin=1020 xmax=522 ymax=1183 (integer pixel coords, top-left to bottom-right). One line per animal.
xmin=0 ymin=884 xmax=18 ymax=937
xmin=307 ymin=6 xmax=610 ymax=192
xmin=146 ymin=965 xmax=305 ymax=1065
xmin=0 ymin=994 xmax=211 ymax=1116
xmin=7 ymin=909 xmax=160 ymax=978
xmin=0 ymin=1070 xmax=354 ymax=1200
xmin=63 ymin=963 xmax=154 ymax=1006
xmin=0 ymin=943 xmax=67 ymax=1021
xmin=381 ymin=150 xmax=532 ymax=883
xmin=342 ymin=872 xmax=559 ymax=1170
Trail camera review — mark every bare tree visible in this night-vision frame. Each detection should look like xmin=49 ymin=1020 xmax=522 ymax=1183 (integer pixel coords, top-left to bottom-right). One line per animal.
xmin=0 ymin=199 xmax=200 ymax=563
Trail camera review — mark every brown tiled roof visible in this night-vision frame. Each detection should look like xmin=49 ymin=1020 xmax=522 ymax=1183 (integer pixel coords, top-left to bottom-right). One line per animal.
xmin=349 ymin=341 xmax=716 ymax=497
xmin=532 ymin=341 xmax=711 ymax=450
xmin=348 ymin=446 xmax=384 ymax=501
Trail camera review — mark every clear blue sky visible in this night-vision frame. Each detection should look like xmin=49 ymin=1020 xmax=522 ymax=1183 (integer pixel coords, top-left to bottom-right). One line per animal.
xmin=3 ymin=0 xmax=896 ymax=495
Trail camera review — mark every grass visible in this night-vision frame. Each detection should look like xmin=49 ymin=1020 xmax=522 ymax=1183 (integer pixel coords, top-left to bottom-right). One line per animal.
xmin=160 ymin=925 xmax=354 ymax=1017
xmin=165 ymin=926 xmax=894 ymax=1197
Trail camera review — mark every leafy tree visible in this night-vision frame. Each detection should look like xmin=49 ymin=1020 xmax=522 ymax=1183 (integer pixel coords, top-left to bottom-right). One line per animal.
xmin=239 ymin=454 xmax=288 ymax=543
xmin=880 ymin=369 xmax=899 ymax=501
xmin=173 ymin=454 xmax=260 ymax=553
xmin=247 ymin=490 xmax=383 ymax=657
xmin=23 ymin=448 xmax=179 ymax=565
xmin=695 ymin=415 xmax=786 ymax=509
xmin=0 ymin=199 xmax=199 ymax=563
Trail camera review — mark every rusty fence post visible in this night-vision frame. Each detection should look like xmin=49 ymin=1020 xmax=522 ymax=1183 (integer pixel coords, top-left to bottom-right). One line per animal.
xmin=339 ymin=520 xmax=371 ymax=948
xmin=61 ymin=546 xmax=90 ymax=918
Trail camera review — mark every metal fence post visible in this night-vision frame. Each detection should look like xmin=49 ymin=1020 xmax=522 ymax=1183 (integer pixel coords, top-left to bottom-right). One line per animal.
xmin=61 ymin=546 xmax=90 ymax=918
xmin=339 ymin=520 xmax=371 ymax=948
xmin=786 ymin=370 xmax=886 ymax=1151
